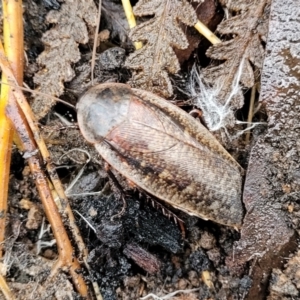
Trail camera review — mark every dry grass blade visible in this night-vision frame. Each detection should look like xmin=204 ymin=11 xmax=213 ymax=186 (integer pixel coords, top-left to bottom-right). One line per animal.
xmin=0 ymin=41 xmax=88 ymax=261
xmin=194 ymin=20 xmax=221 ymax=45
xmin=245 ymin=84 xmax=256 ymax=143
xmin=5 ymin=90 xmax=88 ymax=296
xmin=91 ymin=0 xmax=102 ymax=84
xmin=122 ymin=1 xmax=219 ymax=48
xmin=0 ymin=0 xmax=23 ymax=298
xmin=121 ymin=0 xmax=143 ymax=49
xmin=0 ymin=275 xmax=13 ymax=300
xmin=0 ymin=41 xmax=89 ymax=296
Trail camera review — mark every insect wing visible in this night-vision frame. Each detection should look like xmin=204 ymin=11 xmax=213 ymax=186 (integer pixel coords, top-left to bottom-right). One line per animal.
xmin=90 ymin=86 xmax=243 ymax=227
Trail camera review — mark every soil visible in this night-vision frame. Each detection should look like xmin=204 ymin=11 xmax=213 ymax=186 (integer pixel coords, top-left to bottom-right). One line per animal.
xmin=2 ymin=0 xmax=300 ymax=300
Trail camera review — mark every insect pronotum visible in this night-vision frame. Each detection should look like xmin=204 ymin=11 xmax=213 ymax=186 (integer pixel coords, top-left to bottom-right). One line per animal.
xmin=77 ymin=83 xmax=243 ymax=228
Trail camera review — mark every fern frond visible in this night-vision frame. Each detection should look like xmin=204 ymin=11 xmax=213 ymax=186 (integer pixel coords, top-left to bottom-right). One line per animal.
xmin=125 ymin=0 xmax=198 ymax=97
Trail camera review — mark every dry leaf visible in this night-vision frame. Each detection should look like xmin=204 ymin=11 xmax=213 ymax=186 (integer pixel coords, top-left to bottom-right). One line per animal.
xmin=205 ymin=0 xmax=269 ymax=88
xmin=32 ymin=0 xmax=97 ymax=120
xmin=125 ymin=0 xmax=198 ymax=97
xmin=102 ymin=0 xmax=132 ymax=48
xmin=175 ymin=0 xmax=221 ymax=64
xmin=219 ymin=0 xmax=255 ymax=13
xmin=190 ymin=0 xmax=270 ymax=136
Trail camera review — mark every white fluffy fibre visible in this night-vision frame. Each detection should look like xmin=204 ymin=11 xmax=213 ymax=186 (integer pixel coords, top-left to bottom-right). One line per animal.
xmin=140 ymin=288 xmax=200 ymax=300
xmin=36 ymin=218 xmax=56 ymax=255
xmin=188 ymin=61 xmax=245 ymax=133
xmin=188 ymin=61 xmax=266 ymax=139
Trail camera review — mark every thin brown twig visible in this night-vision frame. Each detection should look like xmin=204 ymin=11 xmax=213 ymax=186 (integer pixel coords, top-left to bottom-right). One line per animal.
xmin=0 ymin=0 xmax=24 ymax=298
xmin=91 ymin=0 xmax=102 ymax=84
xmin=0 ymin=81 xmax=76 ymax=110
xmin=0 ymin=41 xmax=88 ymax=261
xmin=5 ymin=91 xmax=88 ymax=296
xmin=0 ymin=41 xmax=89 ymax=296
xmin=0 ymin=276 xmax=12 ymax=300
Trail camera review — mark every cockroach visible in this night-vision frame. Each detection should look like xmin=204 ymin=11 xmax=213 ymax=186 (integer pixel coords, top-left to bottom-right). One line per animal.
xmin=77 ymin=83 xmax=243 ymax=228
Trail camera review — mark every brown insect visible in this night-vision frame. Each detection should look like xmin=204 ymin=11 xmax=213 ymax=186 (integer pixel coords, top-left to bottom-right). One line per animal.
xmin=77 ymin=83 xmax=243 ymax=228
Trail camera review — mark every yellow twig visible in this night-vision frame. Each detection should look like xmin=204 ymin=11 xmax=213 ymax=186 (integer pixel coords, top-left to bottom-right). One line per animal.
xmin=0 ymin=41 xmax=88 ymax=260
xmin=0 ymin=0 xmax=93 ymax=297
xmin=0 ymin=0 xmax=24 ymax=298
xmin=0 ymin=111 xmax=12 ymax=258
xmin=0 ymin=275 xmax=12 ymax=300
xmin=201 ymin=270 xmax=214 ymax=289
xmin=0 ymin=0 xmax=24 ymax=255
xmin=0 ymin=41 xmax=89 ymax=296
xmin=121 ymin=0 xmax=143 ymax=49
xmin=122 ymin=1 xmax=221 ymax=48
xmin=194 ymin=20 xmax=221 ymax=45
xmin=4 ymin=90 xmax=87 ymax=296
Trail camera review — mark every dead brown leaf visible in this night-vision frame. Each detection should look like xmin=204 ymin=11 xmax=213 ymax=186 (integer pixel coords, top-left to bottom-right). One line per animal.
xmin=199 ymin=0 xmax=270 ymax=130
xmin=32 ymin=0 xmax=97 ymax=120
xmin=102 ymin=0 xmax=132 ymax=48
xmin=125 ymin=0 xmax=198 ymax=97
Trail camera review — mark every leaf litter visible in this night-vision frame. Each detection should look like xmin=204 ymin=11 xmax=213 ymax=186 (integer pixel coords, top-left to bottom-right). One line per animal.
xmin=125 ymin=0 xmax=198 ymax=97
xmin=31 ymin=0 xmax=97 ymax=120
xmin=189 ymin=0 xmax=270 ymax=141
xmin=3 ymin=0 xmax=300 ymax=299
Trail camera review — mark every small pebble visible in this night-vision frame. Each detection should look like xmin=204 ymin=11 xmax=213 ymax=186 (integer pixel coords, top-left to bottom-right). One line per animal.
xmin=200 ymin=232 xmax=216 ymax=250
xmin=26 ymin=205 xmax=43 ymax=230
xmin=123 ymin=276 xmax=140 ymax=288
xmin=88 ymin=207 xmax=97 ymax=217
xmin=207 ymin=248 xmax=221 ymax=265
xmin=177 ymin=278 xmax=188 ymax=290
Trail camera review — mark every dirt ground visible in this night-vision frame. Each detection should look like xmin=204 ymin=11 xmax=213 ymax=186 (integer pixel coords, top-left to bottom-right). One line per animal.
xmin=2 ymin=0 xmax=300 ymax=299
